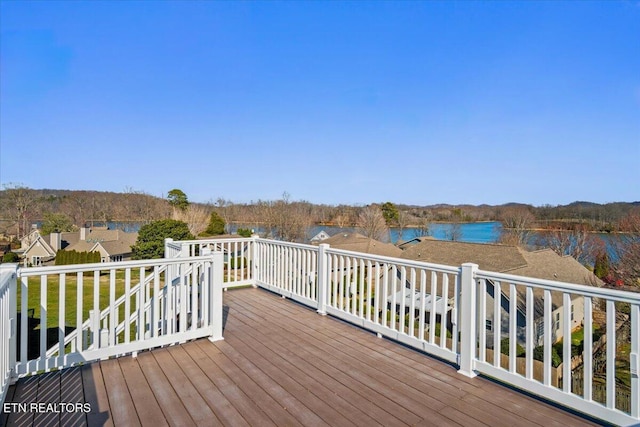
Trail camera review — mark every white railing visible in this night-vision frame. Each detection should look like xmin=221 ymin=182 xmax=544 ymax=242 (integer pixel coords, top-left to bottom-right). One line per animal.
xmin=0 ymin=264 xmax=17 ymax=406
xmin=182 ymin=236 xmax=639 ymax=426
xmin=0 ymin=253 xmax=224 ymax=387
xmin=165 ymin=237 xmax=255 ymax=288
xmin=323 ymin=246 xmax=461 ymax=364
xmin=473 ymin=268 xmax=640 ymax=425
xmin=255 ymin=239 xmax=318 ymax=306
xmin=2 ymin=235 xmax=638 ymax=425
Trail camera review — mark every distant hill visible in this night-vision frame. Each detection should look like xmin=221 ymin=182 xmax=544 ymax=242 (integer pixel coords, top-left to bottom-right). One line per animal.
xmin=1 ymin=187 xmax=638 ymax=239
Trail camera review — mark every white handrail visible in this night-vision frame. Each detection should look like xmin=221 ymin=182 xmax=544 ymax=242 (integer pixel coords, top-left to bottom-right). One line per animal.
xmin=13 ymin=254 xmax=224 ymax=378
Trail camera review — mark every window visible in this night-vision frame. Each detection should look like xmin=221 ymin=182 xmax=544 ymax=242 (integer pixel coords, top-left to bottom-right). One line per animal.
xmin=486 ymin=319 xmax=493 ymax=331
xmin=537 ymin=321 xmax=544 ymax=339
xmin=571 ymin=304 xmax=574 ymax=321
xmin=554 ymin=312 xmax=560 ymax=331
xmin=31 ymin=256 xmax=41 ymax=266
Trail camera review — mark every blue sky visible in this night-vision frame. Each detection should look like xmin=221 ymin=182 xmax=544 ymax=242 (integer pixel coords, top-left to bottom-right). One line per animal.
xmin=1 ymin=1 xmax=638 ymax=206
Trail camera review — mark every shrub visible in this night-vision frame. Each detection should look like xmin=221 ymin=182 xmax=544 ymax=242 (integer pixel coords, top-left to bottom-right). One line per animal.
xmin=229 ymin=257 xmax=248 ymax=269
xmin=533 ymin=344 xmax=562 ymax=367
xmin=2 ymin=252 xmax=19 ymax=263
xmin=132 ymin=219 xmax=194 ymax=260
xmin=55 ymin=249 xmax=100 ymax=265
xmin=237 ymin=228 xmax=252 ymax=237
xmin=201 ymin=212 xmax=225 ymax=236
xmin=500 ymin=338 xmax=526 ymax=357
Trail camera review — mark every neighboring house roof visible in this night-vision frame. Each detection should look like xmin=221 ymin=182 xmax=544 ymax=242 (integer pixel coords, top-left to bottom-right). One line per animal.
xmin=310 ymin=230 xmax=331 ymax=242
xmin=58 ymin=231 xmax=80 ymax=249
xmin=511 ymin=248 xmax=603 ymax=287
xmin=399 ymin=239 xmax=603 ymax=316
xmin=64 ymin=228 xmax=138 ymax=257
xmin=66 ymin=241 xmax=99 ymax=253
xmin=397 ymin=236 xmax=435 ymax=249
xmin=400 ymin=240 xmax=528 ymax=272
xmin=22 ymin=236 xmax=56 ymax=259
xmin=322 ymin=232 xmax=403 ymax=258
xmin=20 ymin=228 xmax=42 ymax=250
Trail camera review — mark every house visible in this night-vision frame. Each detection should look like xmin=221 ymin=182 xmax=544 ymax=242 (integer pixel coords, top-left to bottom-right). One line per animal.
xmin=309 ymin=230 xmax=331 ymax=243
xmin=64 ymin=227 xmax=138 ymax=263
xmin=18 ymin=226 xmax=137 ymax=265
xmin=398 ymin=239 xmax=603 ymax=346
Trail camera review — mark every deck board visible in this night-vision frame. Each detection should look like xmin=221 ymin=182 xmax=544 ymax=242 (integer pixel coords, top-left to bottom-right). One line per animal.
xmin=118 ymin=356 xmax=167 ymax=427
xmin=100 ymin=358 xmax=140 ymax=426
xmin=135 ymin=350 xmax=196 ymax=427
xmin=59 ymin=367 xmax=87 ymax=427
xmin=3 ymin=287 xmax=599 ymax=426
xmin=80 ymin=362 xmax=113 ymax=427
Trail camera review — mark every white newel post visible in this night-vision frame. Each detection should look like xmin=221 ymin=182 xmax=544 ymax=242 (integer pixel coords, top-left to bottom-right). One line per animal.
xmin=209 ymin=251 xmax=224 ymax=342
xmin=1 ymin=263 xmax=18 ymax=384
xmin=631 ymin=303 xmax=639 ymax=418
xmin=164 ymin=238 xmax=173 ymax=258
xmin=181 ymin=242 xmax=190 ymax=258
xmin=458 ymin=263 xmax=478 ymax=378
xmin=317 ymin=244 xmax=329 ymax=315
xmin=251 ymin=235 xmax=260 ymax=287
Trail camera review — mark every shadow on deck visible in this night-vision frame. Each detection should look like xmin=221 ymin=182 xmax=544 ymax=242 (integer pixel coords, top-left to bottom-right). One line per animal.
xmin=2 ymin=287 xmax=599 ymax=426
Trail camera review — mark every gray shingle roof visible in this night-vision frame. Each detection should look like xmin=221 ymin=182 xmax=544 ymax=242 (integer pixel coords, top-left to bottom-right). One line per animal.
xmin=400 ymin=240 xmax=527 ymax=272
xmin=322 ymin=232 xmax=403 ymax=258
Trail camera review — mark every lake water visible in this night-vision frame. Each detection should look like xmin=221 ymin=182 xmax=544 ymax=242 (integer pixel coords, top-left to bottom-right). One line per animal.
xmin=97 ymin=221 xmax=503 ymax=244
xmin=308 ymin=222 xmax=503 ymax=244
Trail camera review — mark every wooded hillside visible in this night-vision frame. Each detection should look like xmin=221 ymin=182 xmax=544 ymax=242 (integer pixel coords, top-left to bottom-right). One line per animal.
xmin=0 ymin=186 xmax=638 ymax=240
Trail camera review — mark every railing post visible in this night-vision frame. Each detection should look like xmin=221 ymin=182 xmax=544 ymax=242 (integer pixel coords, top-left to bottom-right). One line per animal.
xmin=181 ymin=242 xmax=190 ymax=258
xmin=317 ymin=244 xmax=329 ymax=315
xmin=164 ymin=238 xmax=173 ymax=258
xmin=209 ymin=251 xmax=224 ymax=342
xmin=251 ymin=235 xmax=260 ymax=287
xmin=1 ymin=263 xmax=19 ymax=384
xmin=458 ymin=262 xmax=478 ymax=378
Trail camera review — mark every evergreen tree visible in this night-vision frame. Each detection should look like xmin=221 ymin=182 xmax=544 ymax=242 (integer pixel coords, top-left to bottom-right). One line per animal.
xmin=167 ymin=189 xmax=189 ymax=212
xmin=201 ymin=211 xmax=226 ymax=236
xmin=41 ymin=212 xmax=74 ymax=234
xmin=380 ymin=202 xmax=399 ymax=225
xmin=593 ymin=251 xmax=611 ymax=280
xmin=132 ymin=219 xmax=194 ymax=259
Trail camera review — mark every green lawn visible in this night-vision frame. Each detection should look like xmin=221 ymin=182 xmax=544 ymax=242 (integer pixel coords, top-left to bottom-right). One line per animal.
xmin=17 ymin=268 xmax=149 ymax=330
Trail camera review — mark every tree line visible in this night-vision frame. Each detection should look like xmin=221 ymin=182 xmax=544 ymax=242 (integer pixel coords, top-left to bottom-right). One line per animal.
xmin=1 ymin=185 xmax=638 ymax=289
xmin=1 ymin=185 xmax=637 ymax=238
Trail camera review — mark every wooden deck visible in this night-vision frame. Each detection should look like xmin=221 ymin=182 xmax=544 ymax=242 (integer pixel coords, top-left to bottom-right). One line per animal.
xmin=2 ymin=287 xmax=599 ymax=427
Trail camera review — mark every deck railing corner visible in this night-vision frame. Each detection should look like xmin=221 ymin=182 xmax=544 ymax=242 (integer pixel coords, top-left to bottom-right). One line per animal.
xmin=0 ymin=262 xmax=18 ymax=405
xmin=458 ymin=262 xmax=479 ymax=378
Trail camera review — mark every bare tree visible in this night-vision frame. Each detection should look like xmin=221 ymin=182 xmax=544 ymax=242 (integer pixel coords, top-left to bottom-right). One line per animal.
xmin=413 ymin=215 xmax=432 ymax=239
xmin=172 ymin=204 xmax=211 ymax=237
xmin=444 ymin=222 xmax=462 ymax=241
xmin=2 ymin=184 xmax=38 ymax=239
xmin=333 ymin=205 xmax=354 ymax=228
xmin=214 ymin=198 xmax=233 ymax=234
xmin=535 ymin=224 xmax=604 ymax=266
xmin=499 ymin=207 xmax=535 ymax=246
xmin=256 ymin=193 xmax=311 ymax=242
xmin=357 ymin=205 xmax=389 ymax=242
xmin=396 ymin=210 xmax=411 ymax=242
xmin=613 ymin=212 xmax=640 ymax=288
